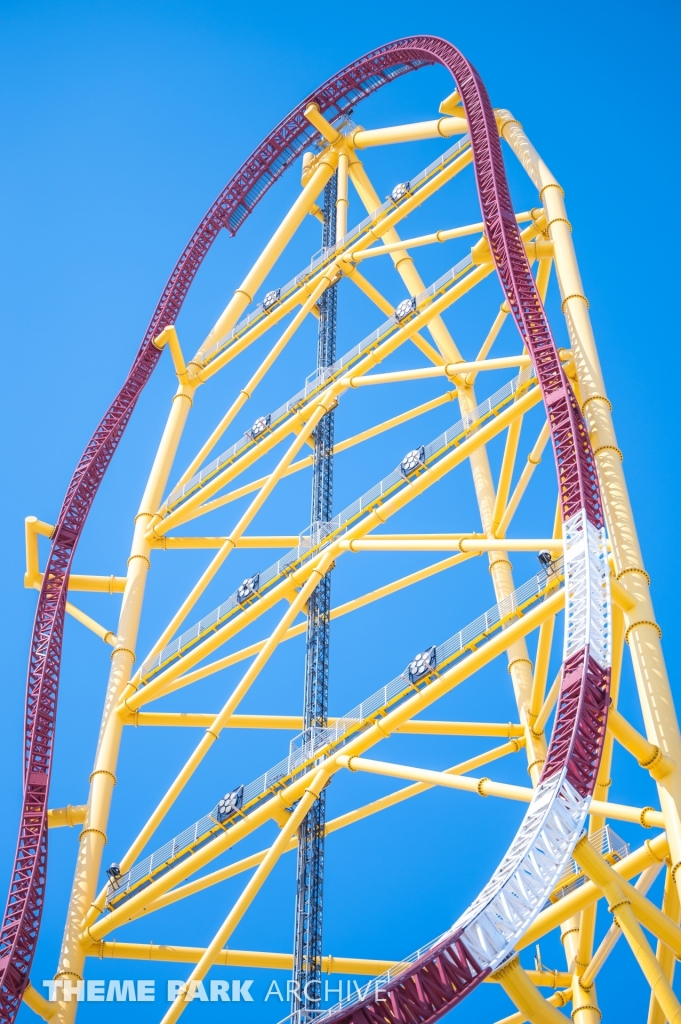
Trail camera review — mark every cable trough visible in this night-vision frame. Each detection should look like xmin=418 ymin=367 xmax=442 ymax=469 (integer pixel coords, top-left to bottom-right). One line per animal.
xmin=107 ymin=557 xmax=564 ymax=910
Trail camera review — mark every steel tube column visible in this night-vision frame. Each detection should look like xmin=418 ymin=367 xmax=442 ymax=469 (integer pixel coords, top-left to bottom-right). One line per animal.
xmin=498 ymin=108 xmax=681 ymax=897
xmin=292 ymin=172 xmax=338 ymax=1024
xmin=53 ymin=380 xmax=195 ymax=1024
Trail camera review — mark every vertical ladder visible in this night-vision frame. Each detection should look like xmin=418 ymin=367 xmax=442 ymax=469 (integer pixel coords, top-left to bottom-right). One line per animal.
xmin=291 ymin=171 xmax=337 ymax=1024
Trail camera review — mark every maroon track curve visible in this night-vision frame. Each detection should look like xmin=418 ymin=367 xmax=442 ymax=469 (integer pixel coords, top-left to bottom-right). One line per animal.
xmin=0 ymin=36 xmax=606 ymax=1023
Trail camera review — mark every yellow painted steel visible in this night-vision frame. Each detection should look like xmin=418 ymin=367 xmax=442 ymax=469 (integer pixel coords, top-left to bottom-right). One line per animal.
xmin=89 ymin=941 xmax=394 ymax=975
xmin=55 ymin=378 xmax=196 ymax=1024
xmin=336 ymin=150 xmax=349 ymax=241
xmin=178 ymin=270 xmax=330 ymax=486
xmin=198 ymin=153 xmax=337 ymax=360
xmin=351 ymin=116 xmax=468 ymax=147
xmin=527 ymin=616 xmax=555 ymax=733
xmin=154 ymin=257 xmax=498 ymax=537
xmin=572 ymin=835 xmax=681 ymax=1022
xmin=335 ymin=755 xmax=664 ymax=828
xmin=120 ymin=548 xmax=476 ymax=704
xmin=155 ymin=535 xmax=301 ymax=549
xmin=88 ymin=594 xmax=561 ymax=938
xmin=648 ymin=867 xmax=681 ymax=1024
xmin=580 ymin=864 xmax=663 ymax=989
xmin=170 ymin=388 xmax=459 ymax=522
xmin=85 ymin=940 xmax=570 ymax=989
xmin=349 ymin=354 xmax=532 ymax=385
xmin=142 ymin=400 xmax=334 ymax=668
xmin=344 ymin=267 xmax=444 ymax=364
xmin=32 ymin=572 xmax=126 ymax=594
xmin=47 ymin=806 xmax=87 ymax=829
xmin=101 ymin=553 xmax=335 ymax=921
xmin=124 ymin=712 xmax=522 ymax=736
xmin=519 ymin=834 xmax=670 ymax=950
xmin=35 ymin=85 xmax=681 ymax=1024
xmin=608 ymin=706 xmax=674 ymax=779
xmin=127 ymin=384 xmax=543 ymax=706
xmin=500 ymin=109 xmax=681 ymax=903
xmin=153 ymin=325 xmax=188 ymax=383
xmin=491 ymin=990 xmax=572 ymax=1024
xmin=496 ymin=421 xmax=551 ymax=538
xmin=59 ymin=598 xmax=115 ymax=646
xmin=349 ymin=213 xmax=534 ymax=259
xmin=491 ymin=417 xmax=523 ymax=535
xmin=113 ymin=741 xmax=526 ymax=920
xmin=531 ymin=670 xmax=561 ymax=737
xmin=492 ymin=956 xmax=569 ymax=1023
xmin=161 ymin=766 xmax=330 ymax=1024
xmin=22 ymin=982 xmax=56 ymax=1021
xmin=339 ymin=537 xmax=562 ymax=553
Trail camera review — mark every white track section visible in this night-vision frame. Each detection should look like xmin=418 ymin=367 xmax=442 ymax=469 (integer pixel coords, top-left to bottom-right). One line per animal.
xmin=564 ymin=509 xmax=611 ymax=670
xmin=451 ymin=772 xmax=587 ymax=970
xmin=317 ymin=513 xmax=612 ymax=1017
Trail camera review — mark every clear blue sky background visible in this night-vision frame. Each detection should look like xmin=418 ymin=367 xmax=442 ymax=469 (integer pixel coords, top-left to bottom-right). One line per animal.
xmin=1 ymin=1 xmax=680 ymax=1021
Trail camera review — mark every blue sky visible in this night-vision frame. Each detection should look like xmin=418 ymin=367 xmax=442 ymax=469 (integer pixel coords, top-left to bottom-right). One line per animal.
xmin=1 ymin=1 xmax=680 ymax=1021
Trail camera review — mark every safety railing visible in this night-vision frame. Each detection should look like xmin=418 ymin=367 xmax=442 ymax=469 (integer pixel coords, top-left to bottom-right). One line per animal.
xmin=142 ymin=364 xmax=536 ymax=683
xmin=162 ymin=249 xmax=475 ymax=517
xmin=200 ymin=134 xmax=471 ymax=369
xmin=311 ymin=830 xmax=627 ymax=1024
xmin=548 ymin=825 xmax=628 ymax=904
xmin=107 ymin=557 xmax=563 ymax=909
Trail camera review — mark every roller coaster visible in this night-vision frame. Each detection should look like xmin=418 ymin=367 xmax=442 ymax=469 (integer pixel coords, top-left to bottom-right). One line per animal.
xmin=1 ymin=33 xmax=679 ymax=1024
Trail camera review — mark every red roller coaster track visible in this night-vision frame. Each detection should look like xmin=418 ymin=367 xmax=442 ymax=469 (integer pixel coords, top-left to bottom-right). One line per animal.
xmin=0 ymin=36 xmax=608 ymax=1023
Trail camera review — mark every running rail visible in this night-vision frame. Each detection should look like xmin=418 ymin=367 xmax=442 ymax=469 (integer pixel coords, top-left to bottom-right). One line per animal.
xmin=0 ymin=36 xmax=610 ymax=1023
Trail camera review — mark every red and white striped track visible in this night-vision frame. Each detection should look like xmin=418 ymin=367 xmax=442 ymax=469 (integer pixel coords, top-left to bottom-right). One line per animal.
xmin=0 ymin=36 xmax=611 ymax=1023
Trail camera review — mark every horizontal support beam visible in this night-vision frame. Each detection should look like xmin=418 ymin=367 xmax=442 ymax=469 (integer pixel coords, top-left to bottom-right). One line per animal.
xmin=126 ymin=713 xmax=305 ymax=729
xmin=349 ymin=355 xmax=532 ymax=386
xmin=47 ymin=805 xmax=87 ymax=829
xmin=25 ymin=519 xmax=126 ymax=594
xmin=134 ymin=742 xmax=528 ymax=917
xmin=352 ymin=116 xmax=468 ymax=148
xmin=335 ymin=755 xmax=664 ymax=827
xmin=340 ymin=537 xmax=562 ymax=554
xmin=30 ymin=580 xmax=116 ymax=645
xmin=84 ymin=941 xmax=571 ymax=988
xmin=520 ymin=833 xmax=669 ymax=949
xmin=33 ymin=572 xmax=127 ymax=593
xmin=124 ymin=713 xmax=524 ymax=738
xmin=349 ymin=215 xmax=534 ymax=258
xmin=396 ymin=720 xmax=524 ymax=738
xmin=155 ymin=536 xmax=301 ymax=550
xmin=87 ymin=942 xmax=393 ymax=976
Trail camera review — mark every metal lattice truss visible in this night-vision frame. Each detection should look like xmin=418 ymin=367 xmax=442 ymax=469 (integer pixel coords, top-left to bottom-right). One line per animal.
xmin=3 ymin=35 xmax=681 ymax=1024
